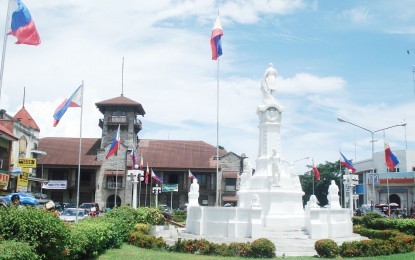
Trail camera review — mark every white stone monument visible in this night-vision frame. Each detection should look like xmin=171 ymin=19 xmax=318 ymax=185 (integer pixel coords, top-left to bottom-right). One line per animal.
xmin=237 ymin=63 xmax=305 ymax=229
xmin=188 ymin=178 xmax=199 ymax=206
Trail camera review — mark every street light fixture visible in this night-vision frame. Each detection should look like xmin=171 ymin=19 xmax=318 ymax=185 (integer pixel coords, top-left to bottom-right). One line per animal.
xmin=127 ymin=165 xmax=144 ymax=209
xmin=337 ymin=117 xmax=407 ymax=207
xmin=152 ymin=183 xmax=162 ymax=207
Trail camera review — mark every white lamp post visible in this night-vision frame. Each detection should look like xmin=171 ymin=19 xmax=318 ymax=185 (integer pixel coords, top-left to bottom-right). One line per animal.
xmin=152 ymin=183 xmax=162 ymax=207
xmin=337 ymin=117 xmax=406 ymax=207
xmin=127 ymin=165 xmax=144 ymax=209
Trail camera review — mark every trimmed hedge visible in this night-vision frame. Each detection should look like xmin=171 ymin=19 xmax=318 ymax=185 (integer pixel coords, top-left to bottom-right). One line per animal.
xmin=0 ymin=240 xmax=40 ymax=260
xmin=315 ymin=239 xmax=339 ymax=258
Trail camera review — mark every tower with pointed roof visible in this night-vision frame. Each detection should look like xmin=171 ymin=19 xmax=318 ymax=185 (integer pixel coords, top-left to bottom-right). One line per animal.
xmin=95 ymin=95 xmax=145 ymax=208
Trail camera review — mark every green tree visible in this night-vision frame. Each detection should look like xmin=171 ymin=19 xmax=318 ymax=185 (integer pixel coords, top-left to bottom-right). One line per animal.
xmin=300 ymin=160 xmax=345 ymax=207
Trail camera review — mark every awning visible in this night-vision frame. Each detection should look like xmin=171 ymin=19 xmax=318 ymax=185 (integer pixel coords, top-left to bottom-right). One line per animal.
xmin=104 ymin=170 xmax=125 ymax=176
xmin=222 ymin=171 xmax=238 ymax=178
xmin=222 ymin=196 xmax=238 ymax=202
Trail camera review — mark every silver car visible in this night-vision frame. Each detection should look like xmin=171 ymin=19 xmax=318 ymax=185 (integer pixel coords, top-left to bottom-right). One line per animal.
xmin=59 ymin=208 xmax=90 ymax=222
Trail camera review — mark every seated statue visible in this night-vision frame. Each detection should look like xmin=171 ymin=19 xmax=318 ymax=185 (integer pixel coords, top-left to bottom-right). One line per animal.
xmin=306 ymin=195 xmax=319 ymax=208
xmin=327 ymin=180 xmax=341 ymax=209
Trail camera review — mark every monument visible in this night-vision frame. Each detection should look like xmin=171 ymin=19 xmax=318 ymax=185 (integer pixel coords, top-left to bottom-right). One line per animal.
xmin=237 ymin=63 xmax=305 ymax=229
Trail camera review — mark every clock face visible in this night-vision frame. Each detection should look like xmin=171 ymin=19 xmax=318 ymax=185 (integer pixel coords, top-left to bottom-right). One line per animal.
xmin=265 ymin=107 xmax=279 ymax=121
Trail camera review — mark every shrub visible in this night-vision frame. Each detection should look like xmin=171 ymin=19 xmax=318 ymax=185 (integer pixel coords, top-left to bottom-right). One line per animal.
xmin=0 ymin=240 xmax=40 ymax=260
xmin=137 ymin=207 xmax=164 ymax=225
xmin=104 ymin=205 xmax=139 ymax=242
xmin=195 ymin=239 xmax=215 ymax=255
xmin=248 ymin=238 xmax=276 ymax=258
xmin=315 ymin=239 xmax=339 ymax=258
xmin=228 ymin=242 xmax=251 ymax=257
xmin=128 ymin=231 xmax=166 ymax=249
xmin=214 ymin=243 xmax=234 ymax=257
xmin=65 ymin=217 xmax=117 ymax=259
xmin=134 ymin=223 xmax=150 ymax=234
xmin=340 ymin=239 xmax=394 ymax=257
xmin=361 ymin=212 xmax=384 ymax=227
xmin=389 ymin=233 xmax=415 ymax=254
xmin=0 ymin=206 xmax=69 ymax=259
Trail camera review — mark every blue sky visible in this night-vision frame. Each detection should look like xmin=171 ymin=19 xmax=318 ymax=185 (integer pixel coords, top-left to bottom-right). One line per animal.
xmin=0 ymin=0 xmax=415 ymax=174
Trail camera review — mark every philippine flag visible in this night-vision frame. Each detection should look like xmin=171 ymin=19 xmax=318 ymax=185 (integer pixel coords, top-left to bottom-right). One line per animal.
xmin=105 ymin=125 xmax=120 ymax=159
xmin=312 ymin=159 xmax=320 ymax=181
xmin=130 ymin=149 xmax=137 ymax=170
xmin=151 ymin=170 xmax=163 ymax=183
xmin=53 ymin=85 xmax=83 ymax=127
xmin=384 ymin=140 xmax=399 ymax=171
xmin=210 ymin=16 xmax=223 ymax=60
xmin=340 ymin=152 xmax=356 ymax=173
xmin=8 ymin=0 xmax=41 ymax=45
xmin=145 ymin=163 xmax=149 ymax=185
xmin=188 ymin=170 xmax=196 ymax=180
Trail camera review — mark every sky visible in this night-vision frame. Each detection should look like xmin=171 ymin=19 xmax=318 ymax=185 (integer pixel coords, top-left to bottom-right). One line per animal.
xmin=1 ymin=0 xmax=415 ymax=175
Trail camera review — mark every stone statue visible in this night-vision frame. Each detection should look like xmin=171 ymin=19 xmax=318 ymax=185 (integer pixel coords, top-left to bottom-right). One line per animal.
xmin=190 ymin=178 xmax=199 ymax=194
xmin=188 ymin=178 xmax=200 ymax=206
xmin=306 ymin=195 xmax=319 ymax=208
xmin=270 ymin=149 xmax=281 ymax=187
xmin=240 ymin=160 xmax=252 ymax=189
xmin=251 ymin=194 xmax=261 ymax=208
xmin=260 ymin=63 xmax=277 ymax=101
xmin=327 ymin=180 xmax=341 ymax=209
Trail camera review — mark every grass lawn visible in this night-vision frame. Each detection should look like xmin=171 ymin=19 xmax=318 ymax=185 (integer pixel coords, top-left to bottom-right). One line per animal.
xmin=95 ymin=243 xmax=415 ymax=260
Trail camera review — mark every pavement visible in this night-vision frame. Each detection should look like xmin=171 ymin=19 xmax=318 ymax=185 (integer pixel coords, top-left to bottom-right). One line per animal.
xmin=150 ymin=225 xmax=368 ymax=257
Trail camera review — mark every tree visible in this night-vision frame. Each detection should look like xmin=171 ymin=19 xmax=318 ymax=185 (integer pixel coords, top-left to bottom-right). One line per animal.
xmin=299 ymin=160 xmax=344 ymax=207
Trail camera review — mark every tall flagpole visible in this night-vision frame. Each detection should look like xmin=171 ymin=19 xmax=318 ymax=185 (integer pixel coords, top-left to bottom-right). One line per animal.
xmin=75 ymin=81 xmax=84 ymax=222
xmin=312 ymin=169 xmax=315 ymax=195
xmin=215 ymin=52 xmax=220 ymax=207
xmin=115 ymin=152 xmax=119 ymax=207
xmin=0 ymin=0 xmax=11 ymax=106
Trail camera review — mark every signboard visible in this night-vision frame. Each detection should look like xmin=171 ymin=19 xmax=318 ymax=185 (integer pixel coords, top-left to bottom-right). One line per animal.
xmin=0 ymin=172 xmax=9 ymax=190
xmin=18 ymin=158 xmax=37 ymax=168
xmin=16 ymin=168 xmax=29 ymax=192
xmin=42 ymin=180 xmax=67 ymax=190
xmin=162 ymin=183 xmax=178 ymax=192
xmin=368 ymin=173 xmax=379 ymax=184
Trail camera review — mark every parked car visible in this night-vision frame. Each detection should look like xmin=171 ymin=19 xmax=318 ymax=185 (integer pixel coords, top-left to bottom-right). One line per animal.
xmin=63 ymin=202 xmax=77 ymax=209
xmin=59 ymin=208 xmax=89 ymax=222
xmin=80 ymin=202 xmax=96 ymax=213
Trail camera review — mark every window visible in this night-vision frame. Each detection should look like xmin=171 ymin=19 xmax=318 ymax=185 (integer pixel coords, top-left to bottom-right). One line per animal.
xmin=195 ymin=174 xmax=211 ymax=190
xmin=225 ymin=178 xmax=236 ymax=191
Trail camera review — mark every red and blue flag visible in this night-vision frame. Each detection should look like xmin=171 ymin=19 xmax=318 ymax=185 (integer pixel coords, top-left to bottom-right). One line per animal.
xmin=340 ymin=152 xmax=356 ymax=173
xmin=384 ymin=140 xmax=399 ymax=171
xmin=130 ymin=149 xmax=137 ymax=169
xmin=105 ymin=125 xmax=120 ymax=159
xmin=210 ymin=16 xmax=223 ymax=60
xmin=53 ymin=85 xmax=82 ymax=127
xmin=151 ymin=170 xmax=163 ymax=183
xmin=8 ymin=0 xmax=40 ymax=45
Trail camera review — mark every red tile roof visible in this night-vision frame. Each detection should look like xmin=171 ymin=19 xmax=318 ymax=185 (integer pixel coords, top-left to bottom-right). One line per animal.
xmin=38 ymin=137 xmax=102 ymax=167
xmin=138 ymin=139 xmax=226 ymax=170
xmin=0 ymin=122 xmax=18 ymax=141
xmin=95 ymin=95 xmax=145 ymax=115
xmin=14 ymin=107 xmax=40 ymax=131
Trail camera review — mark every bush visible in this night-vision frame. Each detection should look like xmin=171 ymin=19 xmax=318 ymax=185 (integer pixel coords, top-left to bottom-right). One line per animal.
xmin=228 ymin=242 xmax=251 ymax=257
xmin=249 ymin=238 xmax=276 ymax=258
xmin=104 ymin=205 xmax=139 ymax=242
xmin=133 ymin=223 xmax=150 ymax=234
xmin=389 ymin=233 xmax=415 ymax=254
xmin=315 ymin=239 xmax=339 ymax=258
xmin=0 ymin=206 xmax=69 ymax=259
xmin=137 ymin=207 xmax=164 ymax=225
xmin=65 ymin=217 xmax=118 ymax=259
xmin=361 ymin=212 xmax=384 ymax=227
xmin=0 ymin=240 xmax=40 ymax=260
xmin=340 ymin=239 xmax=394 ymax=257
xmin=128 ymin=232 xmax=166 ymax=249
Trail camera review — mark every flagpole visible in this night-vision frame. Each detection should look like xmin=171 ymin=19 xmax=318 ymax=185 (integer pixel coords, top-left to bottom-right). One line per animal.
xmin=215 ymin=55 xmax=220 ymax=207
xmin=0 ymin=0 xmax=11 ymax=106
xmin=149 ymin=169 xmax=153 ymax=207
xmin=75 ymin=81 xmax=84 ymax=222
xmin=145 ymin=164 xmax=148 ymax=206
xmin=312 ymin=169 xmax=314 ymax=195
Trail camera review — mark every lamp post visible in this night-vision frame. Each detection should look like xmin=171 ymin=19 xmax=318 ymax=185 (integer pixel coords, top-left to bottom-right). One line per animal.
xmin=127 ymin=165 xmax=144 ymax=209
xmin=152 ymin=183 xmax=162 ymax=207
xmin=337 ymin=117 xmax=407 ymax=207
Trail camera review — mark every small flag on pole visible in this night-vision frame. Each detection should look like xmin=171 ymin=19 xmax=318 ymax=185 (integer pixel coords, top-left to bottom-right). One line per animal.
xmin=188 ymin=170 xmax=196 ymax=180
xmin=210 ymin=16 xmax=223 ymax=60
xmin=145 ymin=163 xmax=149 ymax=185
xmin=312 ymin=158 xmax=320 ymax=181
xmin=384 ymin=140 xmax=399 ymax=171
xmin=53 ymin=85 xmax=83 ymax=127
xmin=340 ymin=152 xmax=356 ymax=173
xmin=105 ymin=125 xmax=120 ymax=159
xmin=151 ymin=170 xmax=163 ymax=183
xmin=8 ymin=0 xmax=41 ymax=45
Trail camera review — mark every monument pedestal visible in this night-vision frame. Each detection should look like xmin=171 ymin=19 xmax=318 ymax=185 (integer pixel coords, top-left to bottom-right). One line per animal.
xmin=188 ymin=193 xmax=199 ymax=206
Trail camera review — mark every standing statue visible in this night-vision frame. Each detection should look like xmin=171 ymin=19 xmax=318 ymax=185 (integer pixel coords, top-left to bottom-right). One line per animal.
xmin=260 ymin=63 xmax=278 ymax=101
xmin=188 ymin=178 xmax=200 ymax=206
xmin=240 ymin=159 xmax=253 ymax=189
xmin=327 ymin=180 xmax=341 ymax=209
xmin=270 ymin=149 xmax=281 ymax=187
xmin=190 ymin=178 xmax=199 ymax=194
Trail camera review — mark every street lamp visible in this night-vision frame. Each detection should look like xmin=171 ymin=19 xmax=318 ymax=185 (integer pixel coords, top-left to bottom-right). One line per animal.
xmin=152 ymin=183 xmax=162 ymax=207
xmin=127 ymin=165 xmax=144 ymax=209
xmin=337 ymin=117 xmax=407 ymax=207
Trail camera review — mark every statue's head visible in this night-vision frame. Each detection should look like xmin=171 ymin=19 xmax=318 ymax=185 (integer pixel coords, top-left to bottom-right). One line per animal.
xmin=193 ymin=178 xmax=198 ymax=183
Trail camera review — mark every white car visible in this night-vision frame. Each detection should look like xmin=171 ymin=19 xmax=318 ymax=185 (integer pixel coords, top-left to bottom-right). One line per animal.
xmin=59 ymin=208 xmax=89 ymax=222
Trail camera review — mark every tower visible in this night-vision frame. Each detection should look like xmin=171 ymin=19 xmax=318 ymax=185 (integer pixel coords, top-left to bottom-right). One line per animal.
xmin=95 ymin=95 xmax=145 ymax=208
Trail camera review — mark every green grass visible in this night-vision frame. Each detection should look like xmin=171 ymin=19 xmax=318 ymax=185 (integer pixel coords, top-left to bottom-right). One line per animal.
xmin=95 ymin=243 xmax=415 ymax=260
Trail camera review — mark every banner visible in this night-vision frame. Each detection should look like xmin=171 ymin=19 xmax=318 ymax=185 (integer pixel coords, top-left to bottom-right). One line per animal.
xmin=0 ymin=172 xmax=9 ymax=190
xmin=162 ymin=183 xmax=178 ymax=192
xmin=42 ymin=180 xmax=67 ymax=190
xmin=16 ymin=168 xmax=29 ymax=192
